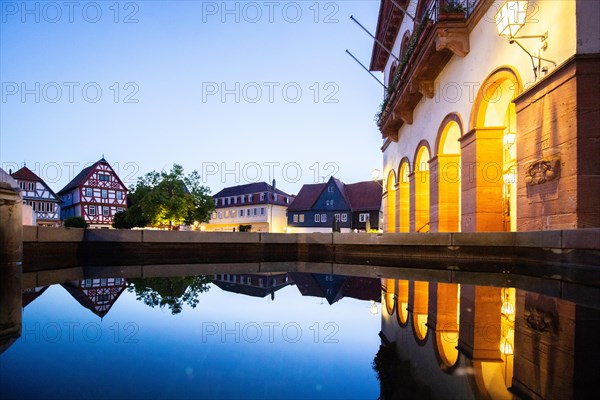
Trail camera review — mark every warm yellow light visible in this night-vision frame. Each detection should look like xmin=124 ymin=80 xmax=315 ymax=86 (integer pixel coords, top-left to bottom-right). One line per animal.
xmin=503 ymin=172 xmax=516 ymax=185
xmin=501 ymin=300 xmax=515 ymax=316
xmin=371 ymin=168 xmax=381 ymax=180
xmin=503 ymin=133 xmax=516 ymax=147
xmin=495 ymin=0 xmax=528 ymax=37
xmin=500 ymin=338 xmax=514 ymax=355
xmin=370 ymin=300 xmax=378 ymax=315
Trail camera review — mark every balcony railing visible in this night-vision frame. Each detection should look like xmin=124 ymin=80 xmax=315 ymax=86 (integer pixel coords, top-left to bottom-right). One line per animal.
xmin=375 ymin=0 xmax=483 ymax=140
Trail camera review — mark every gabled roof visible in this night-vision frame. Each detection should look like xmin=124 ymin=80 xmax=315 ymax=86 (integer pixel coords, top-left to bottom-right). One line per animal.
xmin=11 ymin=166 xmax=61 ymax=200
xmin=345 ymin=180 xmax=383 ymax=211
xmin=57 ymin=158 xmax=126 ymax=195
xmin=61 ymin=281 xmax=126 ymax=318
xmin=213 ymin=181 xmax=291 ymax=198
xmin=287 ymin=177 xmax=382 ymax=212
xmin=11 ymin=166 xmax=41 ymax=181
xmin=286 ymin=183 xmax=326 ymax=211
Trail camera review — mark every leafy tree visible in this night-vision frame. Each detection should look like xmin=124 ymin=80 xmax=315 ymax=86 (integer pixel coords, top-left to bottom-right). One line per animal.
xmin=115 ymin=164 xmax=214 ymax=230
xmin=63 ymin=216 xmax=88 ymax=228
xmin=127 ymin=276 xmax=212 ymax=314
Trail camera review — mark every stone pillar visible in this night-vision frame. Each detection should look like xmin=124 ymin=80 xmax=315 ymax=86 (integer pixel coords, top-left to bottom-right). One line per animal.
xmin=459 ymin=127 xmax=505 ymax=232
xmin=430 ymin=155 xmax=461 ymax=232
xmin=458 ymin=284 xmax=502 ymax=361
xmin=409 ymin=173 xmax=416 ymax=232
xmin=394 ymin=185 xmax=400 ymax=233
xmin=0 ymin=265 xmax=22 ymax=355
xmin=514 ymin=55 xmax=600 ymax=230
xmin=0 ymin=182 xmax=22 ymax=269
xmin=0 ymin=179 xmax=23 ymax=354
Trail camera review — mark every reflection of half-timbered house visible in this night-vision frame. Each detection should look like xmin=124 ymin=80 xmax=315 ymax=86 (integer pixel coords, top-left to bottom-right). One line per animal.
xmin=22 ymin=286 xmax=49 ymax=308
xmin=11 ymin=166 xmax=61 ymax=226
xmin=61 ymin=277 xmax=127 ymax=318
xmin=57 ymin=158 xmax=128 ymax=228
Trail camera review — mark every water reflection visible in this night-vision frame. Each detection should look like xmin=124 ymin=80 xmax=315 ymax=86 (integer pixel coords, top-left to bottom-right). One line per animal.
xmin=127 ymin=276 xmax=211 ymax=314
xmin=2 ymin=262 xmax=599 ymax=399
xmin=379 ymin=278 xmax=599 ymax=400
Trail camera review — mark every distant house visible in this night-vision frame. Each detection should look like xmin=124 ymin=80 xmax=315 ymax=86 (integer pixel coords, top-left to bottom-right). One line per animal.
xmin=205 ymin=180 xmax=294 ymax=233
xmin=212 ymin=273 xmax=292 ymax=301
xmin=57 ymin=157 xmax=128 ymax=228
xmin=289 ymin=273 xmax=381 ymax=305
xmin=286 ymin=176 xmax=382 ymax=233
xmin=10 ymin=166 xmax=61 ymax=226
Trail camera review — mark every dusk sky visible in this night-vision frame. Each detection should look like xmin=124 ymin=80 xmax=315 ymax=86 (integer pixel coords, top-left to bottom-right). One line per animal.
xmin=1 ymin=0 xmax=384 ymax=196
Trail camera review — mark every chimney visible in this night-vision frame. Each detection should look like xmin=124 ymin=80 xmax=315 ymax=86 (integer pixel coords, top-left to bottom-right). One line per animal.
xmin=272 ymin=179 xmax=276 ymax=189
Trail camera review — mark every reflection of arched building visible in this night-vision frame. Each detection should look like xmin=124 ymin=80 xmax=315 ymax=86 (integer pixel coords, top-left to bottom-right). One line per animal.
xmin=62 ymin=278 xmax=127 ymax=318
xmin=378 ymin=275 xmax=600 ymax=399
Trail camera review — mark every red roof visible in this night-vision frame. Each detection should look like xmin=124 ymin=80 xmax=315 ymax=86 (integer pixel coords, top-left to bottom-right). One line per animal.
xmin=345 ymin=180 xmax=383 ymax=211
xmin=287 ymin=178 xmax=382 ymax=212
xmin=287 ymin=183 xmax=327 ymax=211
xmin=57 ymin=158 xmax=126 ymax=195
xmin=11 ymin=166 xmax=43 ymax=182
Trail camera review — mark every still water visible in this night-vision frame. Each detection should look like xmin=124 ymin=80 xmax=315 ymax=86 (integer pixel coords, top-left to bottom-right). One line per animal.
xmin=1 ymin=264 xmax=599 ymax=399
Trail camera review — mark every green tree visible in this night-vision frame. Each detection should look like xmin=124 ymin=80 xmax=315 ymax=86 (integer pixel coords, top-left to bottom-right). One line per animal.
xmin=126 ymin=276 xmax=212 ymax=314
xmin=64 ymin=216 xmax=88 ymax=228
xmin=114 ymin=164 xmax=214 ymax=230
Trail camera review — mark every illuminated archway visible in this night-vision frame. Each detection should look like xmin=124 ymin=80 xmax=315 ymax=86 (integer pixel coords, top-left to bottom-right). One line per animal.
xmin=398 ymin=159 xmax=411 ymax=232
xmin=384 ymin=278 xmax=396 ymax=316
xmin=432 ymin=115 xmax=463 ymax=232
xmin=386 ymin=170 xmax=397 ymax=232
xmin=412 ymin=143 xmax=431 ymax=232
xmin=434 ymin=283 xmax=460 ymax=368
xmin=395 ymin=279 xmax=409 ymax=326
xmin=411 ymin=281 xmax=429 ymax=342
xmin=462 ymin=67 xmax=522 ymax=232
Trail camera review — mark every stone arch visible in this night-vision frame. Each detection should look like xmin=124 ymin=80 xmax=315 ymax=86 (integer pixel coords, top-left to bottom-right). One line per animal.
xmin=398 ymin=158 xmax=411 ymax=232
xmin=395 ymin=279 xmax=409 ymax=326
xmin=433 ymin=283 xmax=460 ymax=369
xmin=385 ymin=169 xmax=397 ymax=232
xmin=384 ymin=278 xmax=396 ymax=316
xmin=461 ymin=67 xmax=522 ymax=232
xmin=411 ymin=280 xmax=429 ymax=343
xmin=411 ymin=141 xmax=431 ymax=232
xmin=431 ymin=114 xmax=464 ymax=232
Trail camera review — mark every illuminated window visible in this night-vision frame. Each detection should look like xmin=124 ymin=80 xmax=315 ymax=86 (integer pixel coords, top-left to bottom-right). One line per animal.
xmin=359 ymin=213 xmax=369 ymax=222
xmin=299 ymin=214 xmax=304 ymax=223
xmin=293 ymin=214 xmax=299 ymax=223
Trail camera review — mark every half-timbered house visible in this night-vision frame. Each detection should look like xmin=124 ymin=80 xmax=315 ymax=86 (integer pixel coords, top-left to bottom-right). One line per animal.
xmin=57 ymin=157 xmax=128 ymax=228
xmin=11 ymin=166 xmax=61 ymax=226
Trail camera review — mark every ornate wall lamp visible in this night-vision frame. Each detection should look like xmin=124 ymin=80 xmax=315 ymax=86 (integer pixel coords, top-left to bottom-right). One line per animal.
xmin=494 ymin=0 xmax=556 ymax=79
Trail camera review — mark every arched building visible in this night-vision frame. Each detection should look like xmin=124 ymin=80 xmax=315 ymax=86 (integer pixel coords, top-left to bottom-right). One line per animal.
xmin=370 ymin=0 xmax=599 ymax=233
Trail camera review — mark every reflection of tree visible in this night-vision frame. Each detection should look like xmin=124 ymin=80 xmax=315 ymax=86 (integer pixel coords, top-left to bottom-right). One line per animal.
xmin=127 ymin=276 xmax=211 ymax=314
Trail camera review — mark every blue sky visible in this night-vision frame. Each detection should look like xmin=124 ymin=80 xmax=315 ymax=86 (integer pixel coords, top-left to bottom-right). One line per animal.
xmin=0 ymin=0 xmax=384 ymax=196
